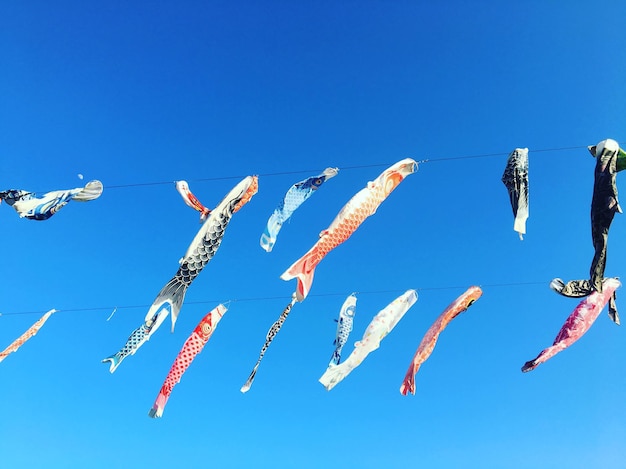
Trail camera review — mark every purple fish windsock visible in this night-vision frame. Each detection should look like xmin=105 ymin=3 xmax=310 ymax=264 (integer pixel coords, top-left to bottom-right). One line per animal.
xmin=241 ymin=294 xmax=297 ymax=393
xmin=175 ymin=180 xmax=211 ymax=222
xmin=319 ymin=290 xmax=417 ymax=391
xmin=329 ymin=294 xmax=356 ymax=366
xmin=149 ymin=304 xmax=227 ymax=418
xmin=522 ymin=277 xmax=621 ymax=373
xmin=0 ymin=309 xmax=57 ymax=363
xmin=501 ymin=148 xmax=529 ymax=239
xmin=0 ymin=180 xmax=103 ymax=220
xmin=260 ymin=167 xmax=338 ymax=252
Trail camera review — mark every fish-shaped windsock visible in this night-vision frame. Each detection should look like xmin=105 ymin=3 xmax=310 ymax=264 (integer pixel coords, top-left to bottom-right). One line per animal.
xmin=102 ymin=306 xmax=171 ymax=373
xmin=319 ymin=289 xmax=417 ymax=391
xmin=501 ymin=148 xmax=529 ymax=239
xmin=0 ymin=309 xmax=57 ymax=363
xmin=149 ymin=304 xmax=227 ymax=418
xmin=329 ymin=293 xmax=356 ymax=366
xmin=175 ymin=180 xmax=211 ymax=222
xmin=550 ymin=140 xmax=626 ymax=299
xmin=260 ymin=167 xmax=339 ymax=252
xmin=241 ymin=294 xmax=297 ymax=393
xmin=400 ymin=287 xmax=482 ymax=396
xmin=0 ymin=180 xmax=103 ymax=220
xmin=148 ymin=175 xmax=257 ymax=334
xmin=587 ymin=139 xmax=625 ymax=292
xmin=281 ymin=159 xmax=417 ymax=301
xmin=102 ymin=176 xmax=257 ymax=373
xmin=522 ymin=277 xmax=621 ymax=373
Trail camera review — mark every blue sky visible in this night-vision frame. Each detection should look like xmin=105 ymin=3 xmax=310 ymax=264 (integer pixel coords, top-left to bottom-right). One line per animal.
xmin=1 ymin=2 xmax=626 ymax=468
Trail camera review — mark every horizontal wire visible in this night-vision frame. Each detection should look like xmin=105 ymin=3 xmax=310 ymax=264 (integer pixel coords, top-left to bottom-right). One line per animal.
xmin=0 ymin=143 xmax=596 ymax=316
xmin=0 ymin=281 xmax=548 ymax=316
xmin=103 ymin=145 xmax=589 ymax=189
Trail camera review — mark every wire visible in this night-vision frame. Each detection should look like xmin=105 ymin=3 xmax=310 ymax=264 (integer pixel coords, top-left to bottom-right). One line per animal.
xmin=0 ymin=280 xmax=548 ymax=316
xmin=103 ymin=145 xmax=590 ymax=189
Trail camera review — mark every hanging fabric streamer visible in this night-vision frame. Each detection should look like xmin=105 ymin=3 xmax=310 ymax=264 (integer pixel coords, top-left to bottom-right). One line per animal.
xmin=328 ymin=293 xmax=357 ymax=366
xmin=106 ymin=307 xmax=118 ymax=322
xmin=260 ymin=167 xmax=338 ymax=252
xmin=0 ymin=180 xmax=103 ymax=220
xmin=241 ymin=294 xmax=297 ymax=393
xmin=522 ymin=277 xmax=620 ymax=372
xmin=175 ymin=180 xmax=211 ymax=222
xmin=400 ymin=286 xmax=482 ymax=395
xmin=281 ymin=158 xmax=417 ymax=301
xmin=319 ymin=290 xmax=417 ymax=391
xmin=149 ymin=303 xmax=227 ymax=418
xmin=501 ymin=148 xmax=529 ymax=239
xmin=102 ymin=176 xmax=257 ymax=372
xmin=0 ymin=309 xmax=57 ymax=363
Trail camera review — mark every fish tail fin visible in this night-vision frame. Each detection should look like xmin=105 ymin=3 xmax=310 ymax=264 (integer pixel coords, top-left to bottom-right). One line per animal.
xmin=148 ymin=392 xmax=168 ymax=418
xmin=260 ymin=230 xmax=275 ymax=253
xmin=521 ymin=360 xmax=538 ymax=373
xmin=101 ymin=353 xmax=122 ymax=374
xmin=318 ymin=364 xmax=347 ymax=391
xmin=330 ymin=350 xmax=341 ymax=366
xmin=73 ymin=180 xmax=104 ymax=202
xmin=280 ymin=247 xmax=319 ymax=301
xmin=399 ymin=367 xmax=418 ymax=396
xmin=152 ymin=276 xmax=189 ymax=332
xmin=260 ymin=212 xmax=282 ymax=252
xmin=240 ymin=368 xmax=258 ymax=393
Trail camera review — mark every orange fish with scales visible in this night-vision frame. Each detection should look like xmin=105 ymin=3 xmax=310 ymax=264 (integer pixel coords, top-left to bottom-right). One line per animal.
xmin=281 ymin=158 xmax=418 ymax=301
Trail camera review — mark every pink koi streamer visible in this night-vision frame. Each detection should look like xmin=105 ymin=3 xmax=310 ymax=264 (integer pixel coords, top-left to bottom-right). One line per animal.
xmin=149 ymin=304 xmax=227 ymax=418
xmin=522 ymin=277 xmax=621 ymax=373
xmin=0 ymin=309 xmax=57 ymax=363
xmin=400 ymin=287 xmax=482 ymax=395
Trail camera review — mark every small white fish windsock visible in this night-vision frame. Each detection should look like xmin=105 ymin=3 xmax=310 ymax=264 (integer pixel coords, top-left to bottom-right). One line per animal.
xmin=319 ymin=290 xmax=417 ymax=391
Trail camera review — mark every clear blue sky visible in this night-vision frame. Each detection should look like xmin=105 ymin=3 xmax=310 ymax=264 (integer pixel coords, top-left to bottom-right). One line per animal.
xmin=1 ymin=2 xmax=626 ymax=468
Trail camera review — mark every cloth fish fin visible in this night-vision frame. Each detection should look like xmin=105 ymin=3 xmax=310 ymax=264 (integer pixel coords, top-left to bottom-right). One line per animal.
xmin=72 ymin=180 xmax=104 ymax=202
xmin=148 ymin=393 xmax=167 ymax=418
xmin=280 ymin=247 xmax=318 ymax=302
xmin=319 ymin=364 xmax=348 ymax=391
xmin=549 ymin=278 xmax=593 ymax=298
xmin=102 ymin=352 xmax=123 ymax=373
xmin=151 ymin=276 xmax=189 ymax=333
xmin=608 ymin=291 xmax=620 ymax=325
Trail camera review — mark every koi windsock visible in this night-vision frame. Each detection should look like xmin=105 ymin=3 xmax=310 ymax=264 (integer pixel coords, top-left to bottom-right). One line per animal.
xmin=0 ymin=309 xmax=57 ymax=363
xmin=400 ymin=286 xmax=482 ymax=396
xmin=319 ymin=290 xmax=417 ymax=391
xmin=522 ymin=277 xmax=621 ymax=372
xmin=260 ymin=167 xmax=338 ymax=252
xmin=149 ymin=304 xmax=227 ymax=418
xmin=281 ymin=159 xmax=417 ymax=302
xmin=241 ymin=294 xmax=297 ymax=393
